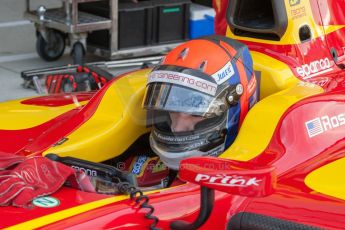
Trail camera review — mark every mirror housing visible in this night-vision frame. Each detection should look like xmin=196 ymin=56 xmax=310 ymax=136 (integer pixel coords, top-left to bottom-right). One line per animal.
xmin=179 ymin=157 xmax=276 ymax=197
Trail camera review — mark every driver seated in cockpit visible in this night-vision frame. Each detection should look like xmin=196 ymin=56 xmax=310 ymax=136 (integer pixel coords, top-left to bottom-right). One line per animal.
xmin=118 ymin=35 xmax=259 ymax=188
xmin=0 ymin=36 xmax=259 ymax=207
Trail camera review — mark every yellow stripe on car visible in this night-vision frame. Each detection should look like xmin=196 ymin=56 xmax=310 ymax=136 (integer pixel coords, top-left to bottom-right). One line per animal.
xmin=5 ymin=193 xmax=146 ymax=230
xmin=305 ymin=157 xmax=345 ymax=200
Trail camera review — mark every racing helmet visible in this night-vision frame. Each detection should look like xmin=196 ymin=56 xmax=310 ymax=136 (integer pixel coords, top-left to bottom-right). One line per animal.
xmin=143 ymin=35 xmax=258 ymax=170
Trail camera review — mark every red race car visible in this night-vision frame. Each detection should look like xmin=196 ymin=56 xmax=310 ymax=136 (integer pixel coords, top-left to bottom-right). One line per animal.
xmin=1 ymin=0 xmax=345 ymax=229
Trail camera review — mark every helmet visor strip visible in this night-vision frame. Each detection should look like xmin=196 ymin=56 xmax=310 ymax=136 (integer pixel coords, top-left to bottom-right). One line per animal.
xmin=143 ymin=82 xmax=226 ymax=117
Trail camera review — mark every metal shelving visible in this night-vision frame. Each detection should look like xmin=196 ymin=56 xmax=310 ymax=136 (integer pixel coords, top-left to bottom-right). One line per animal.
xmin=24 ymin=0 xmax=182 ymax=62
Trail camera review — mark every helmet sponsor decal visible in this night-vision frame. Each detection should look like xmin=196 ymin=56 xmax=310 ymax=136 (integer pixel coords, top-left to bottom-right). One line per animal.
xmin=195 ymin=173 xmax=261 ymax=187
xmin=296 ymin=58 xmax=333 ymax=79
xmin=149 ymin=70 xmax=217 ymax=96
xmin=305 ymin=113 xmax=345 ymax=138
xmin=212 ymin=62 xmax=235 ymax=85
xmin=154 ymin=130 xmax=201 ymax=142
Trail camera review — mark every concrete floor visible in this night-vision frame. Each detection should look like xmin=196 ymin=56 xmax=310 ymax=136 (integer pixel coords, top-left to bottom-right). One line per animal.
xmin=0 ymin=1 xmax=63 ymax=56
xmin=0 ymin=53 xmax=103 ymax=102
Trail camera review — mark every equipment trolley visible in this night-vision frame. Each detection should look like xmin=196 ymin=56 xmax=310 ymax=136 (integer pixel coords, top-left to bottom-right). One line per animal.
xmin=24 ymin=0 xmax=188 ymax=64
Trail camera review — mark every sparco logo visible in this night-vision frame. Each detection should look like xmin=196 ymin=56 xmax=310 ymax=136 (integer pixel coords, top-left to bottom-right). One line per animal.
xmin=195 ymin=173 xmax=261 ymax=187
xmin=132 ymin=155 xmax=148 ymax=175
xmin=296 ymin=58 xmax=332 ymax=79
xmin=305 ymin=113 xmax=345 ymax=138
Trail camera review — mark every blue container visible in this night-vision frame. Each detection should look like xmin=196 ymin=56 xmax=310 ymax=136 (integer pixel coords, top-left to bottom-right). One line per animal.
xmin=189 ymin=3 xmax=215 ymax=39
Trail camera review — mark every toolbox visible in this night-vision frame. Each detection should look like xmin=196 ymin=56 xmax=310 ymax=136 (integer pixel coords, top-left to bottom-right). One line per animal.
xmin=82 ymin=0 xmax=191 ymax=49
xmin=152 ymin=0 xmax=191 ymax=44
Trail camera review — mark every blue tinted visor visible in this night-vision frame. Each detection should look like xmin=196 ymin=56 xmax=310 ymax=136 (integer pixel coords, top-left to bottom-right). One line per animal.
xmin=143 ymin=82 xmax=225 ymax=117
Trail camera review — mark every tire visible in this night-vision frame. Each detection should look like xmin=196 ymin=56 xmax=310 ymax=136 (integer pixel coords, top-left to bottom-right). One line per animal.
xmin=36 ymin=31 xmax=65 ymax=62
xmin=72 ymin=42 xmax=85 ymax=65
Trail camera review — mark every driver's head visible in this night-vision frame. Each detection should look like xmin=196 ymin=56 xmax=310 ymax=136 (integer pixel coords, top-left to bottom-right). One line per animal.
xmin=143 ymin=35 xmax=258 ymax=170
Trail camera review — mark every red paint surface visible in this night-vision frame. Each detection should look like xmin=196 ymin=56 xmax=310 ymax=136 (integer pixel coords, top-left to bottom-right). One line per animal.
xmin=0 ymin=109 xmax=79 ymax=154
xmin=0 ymin=187 xmax=110 ymax=228
xmin=3 ymin=2 xmax=345 ymax=228
xmin=0 ymin=75 xmax=127 ymax=156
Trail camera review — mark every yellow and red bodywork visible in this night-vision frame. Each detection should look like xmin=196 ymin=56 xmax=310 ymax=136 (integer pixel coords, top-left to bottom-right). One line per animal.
xmin=2 ymin=0 xmax=345 ymax=229
xmin=1 ymin=70 xmax=150 ymax=162
xmin=227 ymin=0 xmax=345 ymax=97
xmin=0 ymin=69 xmax=328 ymax=230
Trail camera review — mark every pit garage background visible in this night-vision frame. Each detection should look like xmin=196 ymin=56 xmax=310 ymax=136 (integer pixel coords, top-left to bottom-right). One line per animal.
xmin=0 ymin=0 xmax=214 ymax=101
